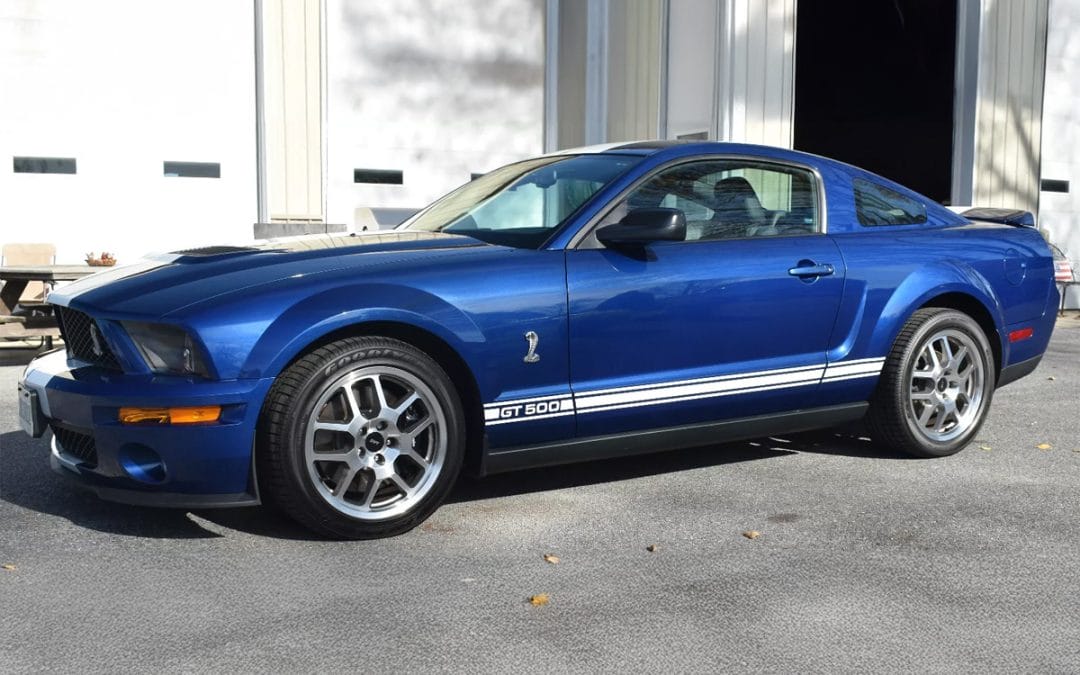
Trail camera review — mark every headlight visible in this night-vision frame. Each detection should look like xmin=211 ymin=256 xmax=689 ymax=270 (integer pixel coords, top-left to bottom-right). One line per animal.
xmin=122 ymin=322 xmax=211 ymax=378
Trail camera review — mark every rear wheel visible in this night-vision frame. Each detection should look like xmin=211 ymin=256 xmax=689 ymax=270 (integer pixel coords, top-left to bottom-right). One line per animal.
xmin=867 ymin=308 xmax=995 ymax=458
xmin=258 ymin=336 xmax=464 ymax=538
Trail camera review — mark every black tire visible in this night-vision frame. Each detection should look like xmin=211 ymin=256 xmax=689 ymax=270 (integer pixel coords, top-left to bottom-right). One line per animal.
xmin=257 ymin=336 xmax=465 ymax=539
xmin=867 ymin=308 xmax=995 ymax=458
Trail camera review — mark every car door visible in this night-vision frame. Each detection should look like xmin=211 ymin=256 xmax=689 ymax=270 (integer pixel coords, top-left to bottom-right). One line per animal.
xmin=566 ymin=157 xmax=845 ymax=437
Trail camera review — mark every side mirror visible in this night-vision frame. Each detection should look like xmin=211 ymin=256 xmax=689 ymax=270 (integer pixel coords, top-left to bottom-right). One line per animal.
xmin=596 ymin=208 xmax=687 ymax=247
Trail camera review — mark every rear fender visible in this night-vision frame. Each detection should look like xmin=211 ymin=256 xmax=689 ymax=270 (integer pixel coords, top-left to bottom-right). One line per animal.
xmin=830 ymin=260 xmax=1005 ymax=364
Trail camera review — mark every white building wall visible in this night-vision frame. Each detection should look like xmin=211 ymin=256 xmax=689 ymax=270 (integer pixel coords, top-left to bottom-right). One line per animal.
xmin=661 ymin=0 xmax=795 ymax=147
xmin=664 ymin=0 xmax=718 ymax=140
xmin=1039 ymin=0 xmax=1080 ymax=307
xmin=262 ymin=0 xmax=325 ymax=223
xmin=971 ymin=0 xmax=1048 ymax=214
xmin=0 ymin=1 xmax=257 ymax=265
xmin=324 ymin=0 xmax=545 ymax=227
xmin=715 ymin=0 xmax=796 ymax=148
xmin=606 ymin=0 xmax=664 ymax=143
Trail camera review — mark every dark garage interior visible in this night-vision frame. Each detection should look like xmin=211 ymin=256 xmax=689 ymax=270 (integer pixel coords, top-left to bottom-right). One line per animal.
xmin=794 ymin=0 xmax=958 ymax=204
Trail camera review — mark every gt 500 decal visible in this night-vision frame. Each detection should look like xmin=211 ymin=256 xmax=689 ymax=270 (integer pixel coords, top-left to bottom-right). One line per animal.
xmin=483 ymin=395 xmax=574 ymax=426
xmin=483 ymin=357 xmax=886 ymax=427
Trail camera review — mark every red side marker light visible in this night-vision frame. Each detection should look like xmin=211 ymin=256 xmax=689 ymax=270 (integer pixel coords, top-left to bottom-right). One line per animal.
xmin=1008 ymin=327 xmax=1033 ymax=343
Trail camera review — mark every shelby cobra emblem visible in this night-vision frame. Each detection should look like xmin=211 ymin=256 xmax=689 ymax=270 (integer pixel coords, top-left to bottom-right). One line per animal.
xmin=523 ymin=331 xmax=540 ymax=363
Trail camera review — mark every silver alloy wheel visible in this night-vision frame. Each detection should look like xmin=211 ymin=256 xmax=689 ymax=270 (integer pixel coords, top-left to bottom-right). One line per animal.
xmin=304 ymin=365 xmax=447 ymax=521
xmin=907 ymin=328 xmax=986 ymax=443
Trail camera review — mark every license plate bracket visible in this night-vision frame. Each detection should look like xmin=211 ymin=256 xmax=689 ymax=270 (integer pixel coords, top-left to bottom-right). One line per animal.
xmin=18 ymin=384 xmax=45 ymax=438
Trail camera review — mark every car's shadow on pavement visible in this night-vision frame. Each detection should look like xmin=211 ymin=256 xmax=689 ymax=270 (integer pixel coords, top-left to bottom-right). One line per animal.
xmin=0 ymin=427 xmax=911 ymax=541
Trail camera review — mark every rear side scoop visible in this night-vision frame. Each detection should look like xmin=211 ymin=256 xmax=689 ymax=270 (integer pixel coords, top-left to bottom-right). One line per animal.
xmin=961 ymin=207 xmax=1036 ymax=227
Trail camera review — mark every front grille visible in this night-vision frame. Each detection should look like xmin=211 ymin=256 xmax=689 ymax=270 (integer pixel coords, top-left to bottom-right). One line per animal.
xmin=51 ymin=424 xmax=98 ymax=468
xmin=54 ymin=306 xmax=122 ymax=370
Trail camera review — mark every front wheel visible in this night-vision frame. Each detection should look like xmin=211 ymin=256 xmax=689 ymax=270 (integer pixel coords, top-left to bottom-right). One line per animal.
xmin=257 ymin=336 xmax=465 ymax=539
xmin=867 ymin=308 xmax=995 ymax=458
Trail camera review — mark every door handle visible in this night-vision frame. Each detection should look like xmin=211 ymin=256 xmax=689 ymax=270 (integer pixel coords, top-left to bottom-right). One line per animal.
xmin=788 ymin=262 xmax=835 ymax=278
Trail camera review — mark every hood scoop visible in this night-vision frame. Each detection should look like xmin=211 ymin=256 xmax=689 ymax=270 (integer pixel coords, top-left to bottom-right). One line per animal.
xmin=172 ymin=245 xmax=262 ymax=257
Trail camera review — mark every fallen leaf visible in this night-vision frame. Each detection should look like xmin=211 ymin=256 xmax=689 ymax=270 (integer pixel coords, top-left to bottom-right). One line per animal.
xmin=2 ymin=564 xmax=15 ymax=572
xmin=742 ymin=530 xmax=761 ymax=540
xmin=528 ymin=593 xmax=550 ymax=607
xmin=1047 ymin=376 xmax=1056 ymax=381
xmin=646 ymin=544 xmax=659 ymax=553
xmin=979 ymin=445 xmax=992 ymax=451
xmin=543 ymin=554 xmax=560 ymax=564
xmin=1036 ymin=443 xmax=1052 ymax=450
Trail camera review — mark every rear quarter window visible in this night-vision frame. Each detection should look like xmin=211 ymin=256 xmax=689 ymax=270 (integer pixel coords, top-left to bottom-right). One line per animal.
xmin=853 ymin=178 xmax=927 ymax=226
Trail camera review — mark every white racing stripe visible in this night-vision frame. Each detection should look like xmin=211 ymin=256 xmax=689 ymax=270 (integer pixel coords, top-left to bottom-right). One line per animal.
xmin=575 ymin=368 xmax=825 ymax=411
xmin=577 ymin=363 xmax=827 ymax=397
xmin=484 ymin=357 xmax=886 ymax=426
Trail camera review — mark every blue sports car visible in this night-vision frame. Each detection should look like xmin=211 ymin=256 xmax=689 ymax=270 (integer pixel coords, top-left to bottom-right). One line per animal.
xmin=18 ymin=141 xmax=1058 ymax=538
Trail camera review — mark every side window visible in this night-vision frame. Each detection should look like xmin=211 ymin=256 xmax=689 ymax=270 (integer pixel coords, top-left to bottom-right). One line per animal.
xmin=853 ymin=178 xmax=927 ymax=226
xmin=597 ymin=159 xmax=820 ymax=242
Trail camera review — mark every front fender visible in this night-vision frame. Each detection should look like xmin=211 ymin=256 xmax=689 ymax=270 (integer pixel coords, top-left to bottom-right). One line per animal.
xmin=246 ymin=283 xmax=485 ymax=379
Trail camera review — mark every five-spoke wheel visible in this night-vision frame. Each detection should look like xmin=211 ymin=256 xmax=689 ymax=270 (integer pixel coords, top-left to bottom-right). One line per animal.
xmin=907 ymin=328 xmax=985 ymax=443
xmin=306 ymin=367 xmax=447 ymax=520
xmin=868 ymin=308 xmax=995 ymax=457
xmin=258 ymin=336 xmax=464 ymax=539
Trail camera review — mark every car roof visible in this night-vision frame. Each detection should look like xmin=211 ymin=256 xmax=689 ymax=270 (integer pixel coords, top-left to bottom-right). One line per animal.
xmin=546 ymin=140 xmax=845 ymax=168
xmin=541 ymin=140 xmax=969 ymax=234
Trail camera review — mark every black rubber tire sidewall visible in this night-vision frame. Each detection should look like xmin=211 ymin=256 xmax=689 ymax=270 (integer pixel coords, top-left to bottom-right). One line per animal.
xmin=869 ymin=309 xmax=995 ymax=458
xmin=258 ymin=336 xmax=465 ymax=539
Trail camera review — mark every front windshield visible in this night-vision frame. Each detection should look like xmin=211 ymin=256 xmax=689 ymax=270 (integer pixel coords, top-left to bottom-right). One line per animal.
xmin=400 ymin=154 xmax=642 ymax=249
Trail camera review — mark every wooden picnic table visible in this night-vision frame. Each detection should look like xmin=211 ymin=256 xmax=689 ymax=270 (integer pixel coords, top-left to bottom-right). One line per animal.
xmin=0 ymin=264 xmax=99 ymax=341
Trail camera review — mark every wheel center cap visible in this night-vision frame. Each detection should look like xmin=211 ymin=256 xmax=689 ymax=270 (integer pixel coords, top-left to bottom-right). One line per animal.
xmin=363 ymin=432 xmax=385 ymax=452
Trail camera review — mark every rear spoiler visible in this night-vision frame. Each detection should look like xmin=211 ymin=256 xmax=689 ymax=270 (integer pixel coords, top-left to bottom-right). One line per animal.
xmin=960 ymin=207 xmax=1035 ymax=227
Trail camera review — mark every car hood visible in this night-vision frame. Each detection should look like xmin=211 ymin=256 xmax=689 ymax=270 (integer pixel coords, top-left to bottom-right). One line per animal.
xmin=49 ymin=230 xmax=490 ymax=318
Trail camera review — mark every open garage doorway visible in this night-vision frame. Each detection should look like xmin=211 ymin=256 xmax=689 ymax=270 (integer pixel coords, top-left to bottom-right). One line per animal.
xmin=793 ymin=0 xmax=958 ymax=204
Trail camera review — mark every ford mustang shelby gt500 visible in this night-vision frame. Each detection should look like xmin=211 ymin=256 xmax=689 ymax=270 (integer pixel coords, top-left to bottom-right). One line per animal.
xmin=18 ymin=142 xmax=1058 ymax=538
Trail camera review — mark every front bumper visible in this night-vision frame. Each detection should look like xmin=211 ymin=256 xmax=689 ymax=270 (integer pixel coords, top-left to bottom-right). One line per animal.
xmin=20 ymin=349 xmax=274 ymax=508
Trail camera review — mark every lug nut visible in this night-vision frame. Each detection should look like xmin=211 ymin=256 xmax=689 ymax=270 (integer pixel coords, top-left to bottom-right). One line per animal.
xmin=375 ymin=454 xmax=385 ymax=464
xmin=377 ymin=421 xmax=388 ymax=431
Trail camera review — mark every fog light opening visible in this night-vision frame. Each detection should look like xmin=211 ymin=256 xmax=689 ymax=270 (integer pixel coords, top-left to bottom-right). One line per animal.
xmin=118 ymin=444 xmax=167 ymax=484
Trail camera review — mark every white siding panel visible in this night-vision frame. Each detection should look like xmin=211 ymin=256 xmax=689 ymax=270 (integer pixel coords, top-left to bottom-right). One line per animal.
xmin=263 ymin=0 xmax=324 ymax=222
xmin=716 ymin=0 xmax=795 ymax=148
xmin=665 ymin=0 xmax=718 ymax=139
xmin=972 ymin=0 xmax=1048 ymax=213
xmin=1039 ymin=0 xmax=1080 ymax=307
xmin=324 ymin=0 xmax=544 ymax=225
xmin=0 ymin=1 xmax=257 ymax=264
xmin=606 ymin=0 xmax=663 ymax=142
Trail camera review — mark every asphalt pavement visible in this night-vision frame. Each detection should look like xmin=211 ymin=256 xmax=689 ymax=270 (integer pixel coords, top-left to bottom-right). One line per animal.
xmin=2 ymin=319 xmax=1079 ymax=673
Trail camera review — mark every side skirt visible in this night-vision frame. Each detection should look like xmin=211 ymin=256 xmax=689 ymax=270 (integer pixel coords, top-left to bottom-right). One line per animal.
xmin=481 ymin=402 xmax=869 ymax=475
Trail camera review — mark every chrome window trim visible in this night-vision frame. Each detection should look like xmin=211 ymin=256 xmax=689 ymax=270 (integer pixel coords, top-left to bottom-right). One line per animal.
xmin=568 ymin=154 xmax=829 ymax=250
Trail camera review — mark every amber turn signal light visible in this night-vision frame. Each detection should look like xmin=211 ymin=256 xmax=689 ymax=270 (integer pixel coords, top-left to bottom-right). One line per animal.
xmin=119 ymin=406 xmax=221 ymax=425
